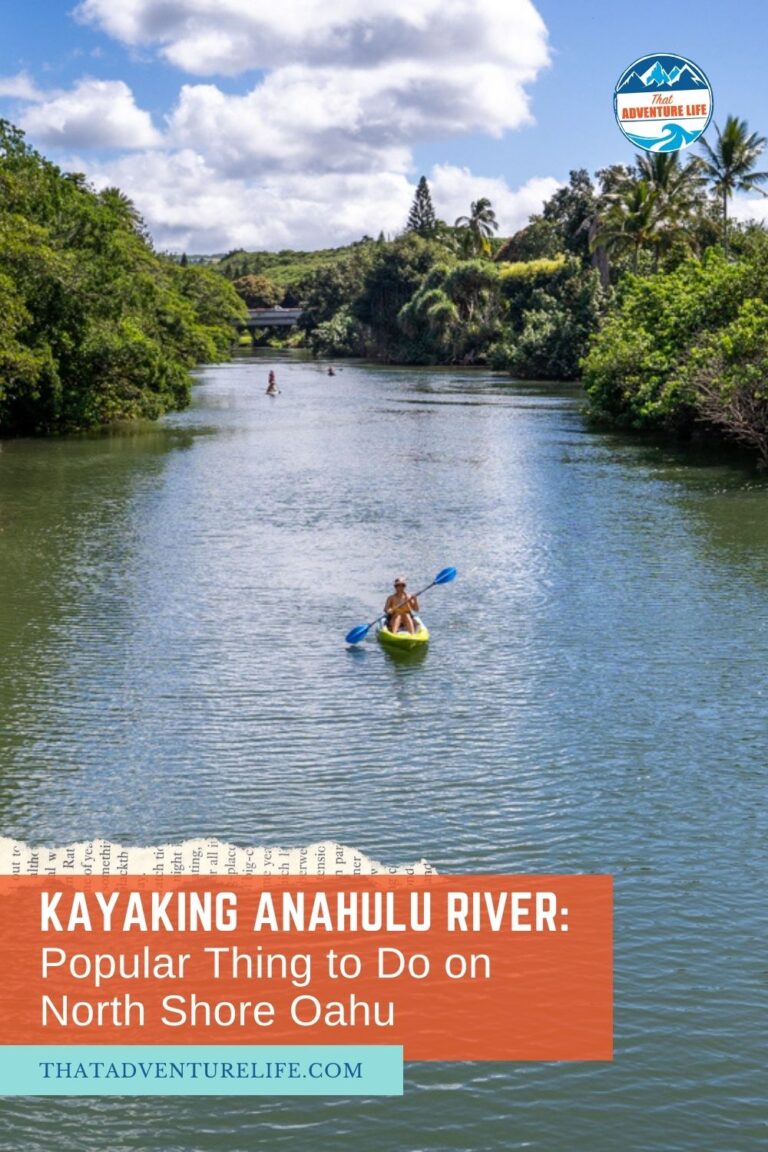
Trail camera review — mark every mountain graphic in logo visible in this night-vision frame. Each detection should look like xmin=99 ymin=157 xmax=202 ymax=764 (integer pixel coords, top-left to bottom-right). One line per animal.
xmin=618 ymin=57 xmax=708 ymax=93
xmin=614 ymin=52 xmax=713 ymax=153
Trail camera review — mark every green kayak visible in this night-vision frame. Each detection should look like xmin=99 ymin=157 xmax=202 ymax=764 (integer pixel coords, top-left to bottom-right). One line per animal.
xmin=376 ymin=615 xmax=430 ymax=651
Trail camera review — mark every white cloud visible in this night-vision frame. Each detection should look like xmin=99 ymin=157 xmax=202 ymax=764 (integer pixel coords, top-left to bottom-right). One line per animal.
xmin=430 ymin=166 xmax=561 ymax=235
xmin=19 ymin=79 xmax=161 ymax=150
xmin=731 ymin=195 xmax=768 ymax=226
xmin=166 ymin=74 xmax=411 ymax=177
xmin=0 ymin=72 xmax=50 ymax=102
xmin=76 ymin=1 xmax=549 ymax=81
xmin=81 ymin=149 xmax=559 ymax=252
xmin=84 ymin=149 xmax=416 ymax=250
xmin=9 ymin=2 xmax=557 ymax=250
xmin=160 ymin=42 xmax=544 ymax=179
xmin=76 ymin=2 xmax=550 ymax=173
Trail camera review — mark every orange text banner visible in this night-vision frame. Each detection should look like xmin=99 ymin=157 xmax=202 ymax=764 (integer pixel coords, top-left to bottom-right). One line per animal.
xmin=0 ymin=875 xmax=612 ymax=1060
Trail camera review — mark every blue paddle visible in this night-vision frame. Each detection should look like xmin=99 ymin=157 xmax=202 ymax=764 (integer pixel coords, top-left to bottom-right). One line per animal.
xmin=345 ymin=567 xmax=457 ymax=645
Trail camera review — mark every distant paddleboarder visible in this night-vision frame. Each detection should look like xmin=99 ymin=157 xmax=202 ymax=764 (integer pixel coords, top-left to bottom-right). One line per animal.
xmin=266 ymin=370 xmax=279 ymax=395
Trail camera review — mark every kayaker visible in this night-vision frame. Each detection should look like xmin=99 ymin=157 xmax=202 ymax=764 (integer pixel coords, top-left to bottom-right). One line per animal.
xmin=384 ymin=576 xmax=419 ymax=635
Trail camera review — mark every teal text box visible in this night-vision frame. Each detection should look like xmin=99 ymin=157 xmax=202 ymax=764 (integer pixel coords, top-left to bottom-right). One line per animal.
xmin=0 ymin=1045 xmax=403 ymax=1096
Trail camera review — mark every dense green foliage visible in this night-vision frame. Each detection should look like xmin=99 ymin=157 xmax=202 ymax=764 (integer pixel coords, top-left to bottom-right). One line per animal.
xmin=576 ymin=120 xmax=768 ymax=463
xmin=582 ymin=237 xmax=768 ymax=460
xmin=698 ymin=116 xmax=768 ymax=252
xmin=218 ymin=240 xmax=379 ymax=296
xmin=351 ymin=234 xmax=443 ymax=361
xmin=11 ymin=108 xmax=767 ymax=460
xmin=491 ymin=257 xmax=603 ymax=380
xmin=231 ymin=274 xmax=283 ymax=308
xmin=399 ymin=260 xmax=503 ymax=363
xmin=0 ymin=122 xmax=246 ymax=435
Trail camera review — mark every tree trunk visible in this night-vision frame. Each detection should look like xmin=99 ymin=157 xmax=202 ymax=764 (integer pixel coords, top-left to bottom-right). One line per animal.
xmin=588 ymin=220 xmax=611 ymax=289
xmin=723 ymin=188 xmax=729 ymax=256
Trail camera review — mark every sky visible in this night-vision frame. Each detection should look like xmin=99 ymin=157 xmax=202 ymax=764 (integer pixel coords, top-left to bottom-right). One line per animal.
xmin=1 ymin=0 xmax=767 ymax=253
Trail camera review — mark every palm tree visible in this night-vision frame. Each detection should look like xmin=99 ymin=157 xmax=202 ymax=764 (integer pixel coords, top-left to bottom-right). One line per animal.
xmin=454 ymin=198 xmax=499 ymax=256
xmin=636 ymin=152 xmax=705 ymax=216
xmin=593 ymin=179 xmax=661 ymax=272
xmin=634 ymin=151 xmax=707 ymax=263
xmin=698 ymin=116 xmax=768 ymax=253
xmin=99 ymin=186 xmax=145 ymax=234
xmin=594 ymin=155 xmax=708 ymax=272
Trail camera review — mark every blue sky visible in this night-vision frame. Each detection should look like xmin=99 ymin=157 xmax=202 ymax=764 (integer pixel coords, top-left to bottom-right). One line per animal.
xmin=2 ymin=1 xmax=766 ymax=252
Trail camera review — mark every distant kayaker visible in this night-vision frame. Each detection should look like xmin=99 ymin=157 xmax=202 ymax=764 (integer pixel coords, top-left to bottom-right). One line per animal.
xmin=327 ymin=366 xmax=336 ymax=376
xmin=266 ymin=371 xmax=279 ymax=395
xmin=384 ymin=576 xmax=419 ymax=635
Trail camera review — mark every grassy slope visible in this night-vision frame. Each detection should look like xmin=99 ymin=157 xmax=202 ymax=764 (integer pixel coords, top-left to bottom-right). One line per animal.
xmin=213 ymin=240 xmax=375 ymax=288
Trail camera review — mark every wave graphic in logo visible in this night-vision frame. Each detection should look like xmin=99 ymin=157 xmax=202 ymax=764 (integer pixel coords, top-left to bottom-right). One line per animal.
xmin=621 ymin=123 xmax=700 ymax=153
xmin=614 ymin=52 xmax=713 ymax=152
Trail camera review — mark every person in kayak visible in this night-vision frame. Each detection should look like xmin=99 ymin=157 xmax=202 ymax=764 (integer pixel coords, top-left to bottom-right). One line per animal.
xmin=384 ymin=576 xmax=419 ymax=635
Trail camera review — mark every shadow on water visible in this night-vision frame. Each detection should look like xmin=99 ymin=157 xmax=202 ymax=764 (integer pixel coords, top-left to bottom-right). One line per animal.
xmin=379 ymin=643 xmax=430 ymax=670
xmin=0 ymin=424 xmax=197 ymax=828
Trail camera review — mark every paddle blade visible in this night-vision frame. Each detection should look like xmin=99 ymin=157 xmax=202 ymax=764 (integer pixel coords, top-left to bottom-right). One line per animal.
xmin=433 ymin=566 xmax=457 ymax=585
xmin=345 ymin=623 xmax=372 ymax=645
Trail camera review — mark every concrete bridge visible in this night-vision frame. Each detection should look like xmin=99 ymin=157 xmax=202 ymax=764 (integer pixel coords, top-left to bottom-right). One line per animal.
xmin=246 ymin=307 xmax=304 ymax=328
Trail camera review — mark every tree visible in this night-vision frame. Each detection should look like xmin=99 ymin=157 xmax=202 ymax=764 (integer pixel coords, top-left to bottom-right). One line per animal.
xmin=353 ymin=234 xmax=441 ymax=360
xmin=495 ymin=218 xmax=561 ymax=263
xmin=0 ymin=119 xmax=246 ymax=434
xmin=454 ymin=198 xmax=498 ymax=256
xmin=635 ymin=152 xmax=703 ymax=211
xmin=232 ymin=274 xmax=282 ymax=308
xmin=593 ymin=178 xmax=661 ymax=272
xmin=698 ymin=116 xmax=768 ymax=253
xmin=541 ymin=169 xmax=597 ymax=263
xmin=297 ymin=248 xmax=375 ymax=330
xmin=595 ymin=156 xmax=708 ymax=274
xmin=582 ymin=243 xmax=768 ymax=444
xmin=398 ymin=260 xmax=503 ymax=363
xmin=176 ymin=264 xmax=247 ymax=357
xmin=308 ymin=306 xmax=363 ymax=358
xmin=510 ymin=170 xmax=612 ymax=285
xmin=98 ymin=187 xmax=147 ymax=238
xmin=679 ymin=299 xmax=768 ymax=464
xmin=633 ymin=151 xmax=706 ymax=264
xmin=406 ymin=176 xmax=437 ymax=237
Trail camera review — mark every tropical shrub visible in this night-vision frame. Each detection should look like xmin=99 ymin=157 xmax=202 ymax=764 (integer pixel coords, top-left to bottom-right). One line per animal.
xmin=582 ymin=245 xmax=768 ymax=439
xmin=493 ymin=258 xmax=603 ymax=379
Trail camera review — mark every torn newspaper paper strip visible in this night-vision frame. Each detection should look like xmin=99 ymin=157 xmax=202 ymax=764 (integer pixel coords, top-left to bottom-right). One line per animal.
xmin=0 ymin=838 xmax=435 ymax=876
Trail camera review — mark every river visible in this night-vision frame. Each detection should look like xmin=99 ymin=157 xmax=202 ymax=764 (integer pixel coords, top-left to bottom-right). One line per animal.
xmin=0 ymin=353 xmax=765 ymax=1151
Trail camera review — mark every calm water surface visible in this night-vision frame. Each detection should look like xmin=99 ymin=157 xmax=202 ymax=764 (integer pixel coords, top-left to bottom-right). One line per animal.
xmin=0 ymin=355 xmax=766 ymax=1150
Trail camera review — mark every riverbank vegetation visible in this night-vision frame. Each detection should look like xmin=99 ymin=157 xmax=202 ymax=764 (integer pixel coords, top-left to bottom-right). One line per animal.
xmin=220 ymin=115 xmax=768 ymax=462
xmin=0 ymin=121 xmax=246 ymax=435
xmin=5 ymin=112 xmax=768 ymax=462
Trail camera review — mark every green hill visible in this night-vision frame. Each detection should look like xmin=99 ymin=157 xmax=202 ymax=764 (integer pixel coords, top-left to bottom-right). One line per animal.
xmin=214 ymin=239 xmax=380 ymax=291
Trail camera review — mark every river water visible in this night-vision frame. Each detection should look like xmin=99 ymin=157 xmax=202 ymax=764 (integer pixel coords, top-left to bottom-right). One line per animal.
xmin=0 ymin=354 xmax=765 ymax=1151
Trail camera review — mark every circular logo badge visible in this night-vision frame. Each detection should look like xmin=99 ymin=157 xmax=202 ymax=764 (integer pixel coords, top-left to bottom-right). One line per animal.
xmin=614 ymin=53 xmax=713 ymax=152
